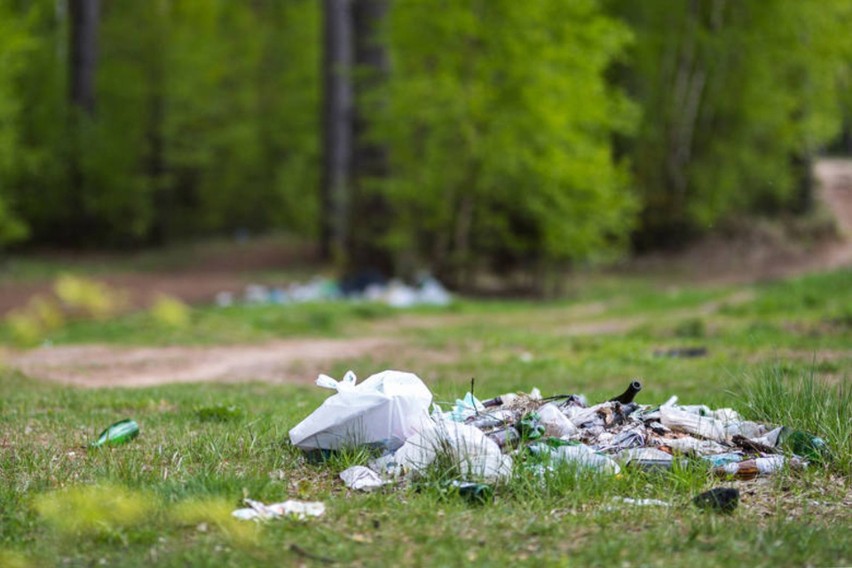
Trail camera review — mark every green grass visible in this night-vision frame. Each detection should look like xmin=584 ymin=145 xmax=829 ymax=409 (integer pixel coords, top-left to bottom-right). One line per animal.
xmin=0 ymin=268 xmax=849 ymax=566
xmin=736 ymin=366 xmax=851 ymax=475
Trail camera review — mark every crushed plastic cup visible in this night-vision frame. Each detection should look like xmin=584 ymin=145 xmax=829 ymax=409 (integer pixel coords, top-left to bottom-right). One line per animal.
xmin=536 ymin=403 xmax=579 ymax=438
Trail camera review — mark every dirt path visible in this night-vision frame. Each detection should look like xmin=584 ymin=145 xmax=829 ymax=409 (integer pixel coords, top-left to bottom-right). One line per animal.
xmin=1 ymin=337 xmax=400 ymax=388
xmin=626 ymin=159 xmax=852 ymax=284
xmin=2 ymin=160 xmax=850 ymax=389
xmin=2 ymin=290 xmax=757 ymax=388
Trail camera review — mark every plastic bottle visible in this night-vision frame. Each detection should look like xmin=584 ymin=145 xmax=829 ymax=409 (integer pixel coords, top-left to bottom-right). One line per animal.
xmin=89 ymin=419 xmax=139 ymax=448
xmin=482 ymin=393 xmax=518 ymax=408
xmin=486 ymin=426 xmax=520 ymax=449
xmin=712 ymin=455 xmax=804 ymax=480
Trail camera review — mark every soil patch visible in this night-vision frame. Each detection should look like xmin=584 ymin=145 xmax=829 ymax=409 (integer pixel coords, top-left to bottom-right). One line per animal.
xmin=2 ymin=337 xmax=398 ymax=388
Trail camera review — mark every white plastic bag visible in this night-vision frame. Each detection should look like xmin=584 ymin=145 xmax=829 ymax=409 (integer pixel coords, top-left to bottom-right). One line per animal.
xmin=289 ymin=370 xmax=433 ymax=451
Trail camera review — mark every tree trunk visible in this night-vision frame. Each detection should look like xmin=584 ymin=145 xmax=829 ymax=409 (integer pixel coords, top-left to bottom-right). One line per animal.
xmin=349 ymin=0 xmax=392 ymax=274
xmin=67 ymin=0 xmax=100 ymax=244
xmin=69 ymin=0 xmax=99 ymax=114
xmin=320 ymin=0 xmax=354 ymax=261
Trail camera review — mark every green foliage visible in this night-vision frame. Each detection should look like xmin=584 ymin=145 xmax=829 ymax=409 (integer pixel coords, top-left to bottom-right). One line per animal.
xmin=1 ymin=0 xmax=851 ymax=268
xmin=610 ymin=0 xmax=852 ymax=243
xmin=6 ymin=0 xmax=320 ymax=246
xmin=0 ymin=267 xmax=850 ymax=565
xmin=370 ymin=0 xmax=638 ymax=279
xmin=0 ymin=0 xmax=33 ymax=245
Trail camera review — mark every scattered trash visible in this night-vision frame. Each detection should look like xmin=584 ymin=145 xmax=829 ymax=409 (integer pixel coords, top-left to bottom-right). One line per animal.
xmin=290 ymin=371 xmax=827 ymax=503
xmin=393 ymin=419 xmax=514 ymax=481
xmin=517 ymin=412 xmax=546 ymax=440
xmin=289 ymin=370 xmax=433 ymax=451
xmin=529 ymin=443 xmax=621 ymax=475
xmin=447 ymin=480 xmax=494 ymax=505
xmin=232 ymin=499 xmax=325 ymax=521
xmin=609 ymin=380 xmax=642 ymax=404
xmin=659 ymin=405 xmax=729 ymax=442
xmin=777 ymin=427 xmax=830 ymax=463
xmin=701 ymin=452 xmax=746 ymax=468
xmin=216 ymin=273 xmax=452 ymax=309
xmin=653 ymin=347 xmax=708 ymax=358
xmin=89 ymin=419 xmax=139 ymax=448
xmin=537 ymin=403 xmax=579 ymax=438
xmin=712 ymin=455 xmax=805 ymax=480
xmin=446 ymin=392 xmax=485 ymax=422
xmin=619 ymin=447 xmax=676 ymax=471
xmin=617 ymin=497 xmax=671 ymax=507
xmin=693 ymin=487 xmax=739 ymax=514
xmin=340 ymin=466 xmax=388 ymax=491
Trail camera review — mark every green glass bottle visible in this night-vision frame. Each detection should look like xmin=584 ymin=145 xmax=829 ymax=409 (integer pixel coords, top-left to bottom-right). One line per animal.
xmin=777 ymin=427 xmax=830 ymax=464
xmin=89 ymin=419 xmax=139 ymax=448
xmin=449 ymin=481 xmax=494 ymax=505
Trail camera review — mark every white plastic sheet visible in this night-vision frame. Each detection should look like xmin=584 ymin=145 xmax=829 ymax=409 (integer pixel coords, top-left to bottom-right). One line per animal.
xmin=393 ymin=419 xmax=513 ymax=481
xmin=232 ymin=499 xmax=325 ymax=521
xmin=531 ymin=443 xmax=622 ymax=475
xmin=660 ymin=405 xmax=728 ymax=441
xmin=340 ymin=465 xmax=388 ymax=491
xmin=289 ymin=370 xmax=433 ymax=451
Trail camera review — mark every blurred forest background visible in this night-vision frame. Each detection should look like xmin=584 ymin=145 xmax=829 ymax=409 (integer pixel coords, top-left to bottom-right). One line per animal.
xmin=0 ymin=0 xmax=850 ymax=287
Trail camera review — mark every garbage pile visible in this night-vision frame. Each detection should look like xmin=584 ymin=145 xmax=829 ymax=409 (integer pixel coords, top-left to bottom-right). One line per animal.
xmin=289 ymin=370 xmax=830 ymax=495
xmin=215 ymin=274 xmax=452 ymax=309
